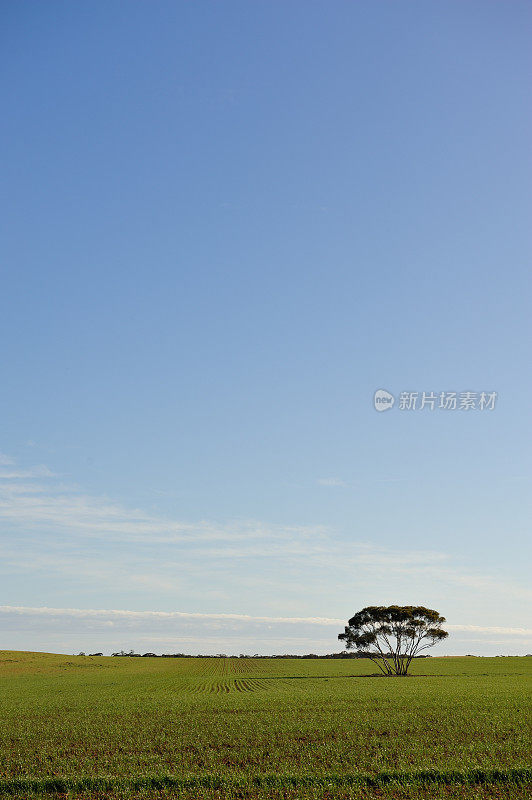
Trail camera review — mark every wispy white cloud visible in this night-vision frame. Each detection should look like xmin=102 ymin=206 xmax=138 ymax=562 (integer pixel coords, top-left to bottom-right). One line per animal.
xmin=0 ymin=497 xmax=323 ymax=546
xmin=446 ymin=624 xmax=532 ymax=637
xmin=2 ymin=606 xmax=531 ymax=638
xmin=0 ymin=605 xmax=344 ymax=626
xmin=317 ymin=477 xmax=348 ymax=488
xmin=0 ymin=465 xmax=55 ymax=479
xmin=0 ymin=461 xmax=324 ymax=545
xmin=1 ymin=453 xmax=531 ymax=619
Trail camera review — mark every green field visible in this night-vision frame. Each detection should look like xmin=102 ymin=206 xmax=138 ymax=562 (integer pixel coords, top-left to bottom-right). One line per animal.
xmin=0 ymin=651 xmax=530 ymax=799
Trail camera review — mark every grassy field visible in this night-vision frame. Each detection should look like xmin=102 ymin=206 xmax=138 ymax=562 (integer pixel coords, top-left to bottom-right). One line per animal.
xmin=0 ymin=651 xmax=530 ymax=799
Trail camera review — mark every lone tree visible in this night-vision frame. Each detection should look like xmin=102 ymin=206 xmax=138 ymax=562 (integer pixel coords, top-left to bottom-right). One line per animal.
xmin=338 ymin=605 xmax=448 ymax=676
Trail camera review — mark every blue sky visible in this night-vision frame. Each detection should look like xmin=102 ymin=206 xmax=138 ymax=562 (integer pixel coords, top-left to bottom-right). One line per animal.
xmin=1 ymin=1 xmax=531 ymax=655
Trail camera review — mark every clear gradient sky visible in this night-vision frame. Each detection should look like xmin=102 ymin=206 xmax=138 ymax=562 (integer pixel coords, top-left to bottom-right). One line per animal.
xmin=1 ymin=1 xmax=531 ymax=656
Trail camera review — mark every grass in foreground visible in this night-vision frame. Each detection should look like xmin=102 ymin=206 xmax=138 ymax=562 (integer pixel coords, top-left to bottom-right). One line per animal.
xmin=0 ymin=652 xmax=530 ymax=798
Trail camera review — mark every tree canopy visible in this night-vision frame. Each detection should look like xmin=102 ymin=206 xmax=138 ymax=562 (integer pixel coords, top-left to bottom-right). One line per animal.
xmin=338 ymin=605 xmax=448 ymax=676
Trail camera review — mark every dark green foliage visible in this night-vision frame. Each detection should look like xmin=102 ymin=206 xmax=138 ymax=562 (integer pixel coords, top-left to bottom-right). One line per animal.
xmin=0 ymin=767 xmax=530 ymax=795
xmin=339 ymin=606 xmax=449 ymax=675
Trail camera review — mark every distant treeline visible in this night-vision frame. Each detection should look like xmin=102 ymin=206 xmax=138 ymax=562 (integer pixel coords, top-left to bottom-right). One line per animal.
xmin=105 ymin=650 xmax=432 ymax=659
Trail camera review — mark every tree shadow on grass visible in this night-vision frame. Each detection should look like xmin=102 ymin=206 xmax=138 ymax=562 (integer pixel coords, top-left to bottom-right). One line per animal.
xmin=261 ymin=674 xmax=415 ymax=680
